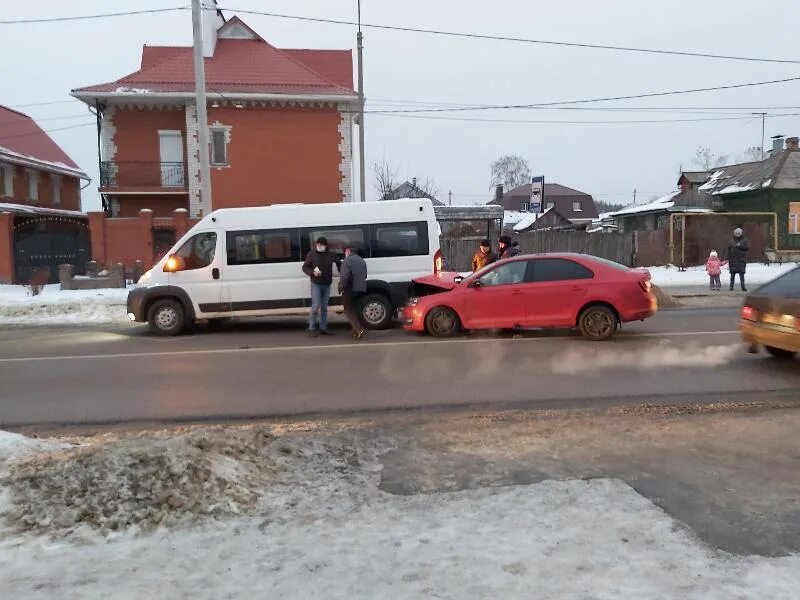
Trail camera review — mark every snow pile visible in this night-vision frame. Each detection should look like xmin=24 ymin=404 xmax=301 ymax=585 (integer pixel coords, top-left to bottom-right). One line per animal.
xmin=650 ymin=263 xmax=797 ymax=288
xmin=0 ymin=431 xmax=68 ymax=463
xmin=1 ymin=427 xmax=389 ymax=535
xmin=2 ymin=478 xmax=799 ymax=599
xmin=0 ymin=284 xmax=129 ymax=325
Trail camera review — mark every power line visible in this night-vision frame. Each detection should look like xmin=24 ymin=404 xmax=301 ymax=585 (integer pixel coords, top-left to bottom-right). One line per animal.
xmin=220 ymin=7 xmax=800 ymax=65
xmin=0 ymin=6 xmax=187 ymax=25
xmin=6 ymin=100 xmax=80 ymax=109
xmin=0 ymin=114 xmax=94 ymax=125
xmin=367 ymin=113 xmax=768 ymax=125
xmin=365 ymin=75 xmax=800 ymax=114
xmin=0 ymin=122 xmax=95 ymax=142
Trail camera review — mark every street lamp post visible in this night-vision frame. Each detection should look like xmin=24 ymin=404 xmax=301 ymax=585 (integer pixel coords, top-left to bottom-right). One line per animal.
xmin=357 ymin=0 xmax=366 ymax=202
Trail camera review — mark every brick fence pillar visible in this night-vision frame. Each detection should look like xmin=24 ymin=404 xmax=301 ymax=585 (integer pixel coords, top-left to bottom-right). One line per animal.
xmin=87 ymin=211 xmax=107 ymax=267
xmin=139 ymin=209 xmax=154 ymax=265
xmin=0 ymin=212 xmax=14 ymax=284
xmin=172 ymin=207 xmax=190 ymax=240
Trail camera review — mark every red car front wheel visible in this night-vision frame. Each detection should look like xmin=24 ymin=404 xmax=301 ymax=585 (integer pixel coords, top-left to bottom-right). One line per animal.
xmin=425 ymin=307 xmax=461 ymax=337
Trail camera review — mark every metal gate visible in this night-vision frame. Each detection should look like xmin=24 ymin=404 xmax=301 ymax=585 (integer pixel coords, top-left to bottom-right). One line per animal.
xmin=13 ymin=217 xmax=90 ymax=284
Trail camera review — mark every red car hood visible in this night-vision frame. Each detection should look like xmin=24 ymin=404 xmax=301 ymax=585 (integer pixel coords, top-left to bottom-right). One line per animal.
xmin=412 ymin=272 xmax=463 ymax=291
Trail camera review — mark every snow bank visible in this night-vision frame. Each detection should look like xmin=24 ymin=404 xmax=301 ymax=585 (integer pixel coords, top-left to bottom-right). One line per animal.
xmin=650 ymin=263 xmax=797 ymax=288
xmin=1 ymin=427 xmax=389 ymax=535
xmin=0 ymin=284 xmax=129 ymax=325
xmin=2 ymin=477 xmax=799 ymax=599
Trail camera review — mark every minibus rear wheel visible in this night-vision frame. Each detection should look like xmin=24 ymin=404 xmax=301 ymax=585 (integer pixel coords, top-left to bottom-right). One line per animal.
xmin=148 ymin=298 xmax=186 ymax=336
xmin=360 ymin=293 xmax=393 ymax=330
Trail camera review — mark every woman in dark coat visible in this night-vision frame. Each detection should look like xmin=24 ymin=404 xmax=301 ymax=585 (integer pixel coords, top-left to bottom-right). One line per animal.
xmin=726 ymin=228 xmax=749 ymax=292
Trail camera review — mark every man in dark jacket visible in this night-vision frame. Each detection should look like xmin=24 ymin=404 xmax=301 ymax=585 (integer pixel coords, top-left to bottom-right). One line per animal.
xmin=471 ymin=239 xmax=496 ymax=272
xmin=498 ymin=235 xmax=521 ymax=260
xmin=302 ymin=236 xmax=341 ymax=336
xmin=339 ymin=245 xmax=368 ymax=341
xmin=727 ymin=227 xmax=750 ymax=292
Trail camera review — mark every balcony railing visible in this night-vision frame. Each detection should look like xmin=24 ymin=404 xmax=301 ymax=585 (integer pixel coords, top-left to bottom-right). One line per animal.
xmin=100 ymin=161 xmax=186 ymax=189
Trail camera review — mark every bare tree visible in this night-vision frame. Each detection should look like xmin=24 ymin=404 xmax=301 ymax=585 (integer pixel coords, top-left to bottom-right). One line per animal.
xmin=740 ymin=146 xmax=764 ymax=162
xmin=372 ymin=157 xmax=399 ymax=200
xmin=413 ymin=176 xmax=440 ymax=201
xmin=490 ymin=155 xmax=531 ymax=190
xmin=692 ymin=147 xmax=728 ymax=171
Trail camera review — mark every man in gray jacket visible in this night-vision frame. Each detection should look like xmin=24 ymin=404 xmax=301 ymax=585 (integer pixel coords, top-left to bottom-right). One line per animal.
xmin=339 ymin=244 xmax=368 ymax=340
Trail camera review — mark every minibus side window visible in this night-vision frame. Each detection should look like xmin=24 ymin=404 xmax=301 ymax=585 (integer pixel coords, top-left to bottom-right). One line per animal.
xmin=371 ymin=222 xmax=428 ymax=257
xmin=226 ymin=229 xmax=301 ymax=265
xmin=174 ymin=232 xmax=217 ymax=271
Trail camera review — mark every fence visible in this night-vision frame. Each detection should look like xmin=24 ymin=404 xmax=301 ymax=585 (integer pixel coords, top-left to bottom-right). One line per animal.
xmin=440 ymin=231 xmax=636 ymax=272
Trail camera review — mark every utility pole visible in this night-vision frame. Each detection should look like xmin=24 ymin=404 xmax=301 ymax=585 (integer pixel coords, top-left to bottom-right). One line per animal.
xmin=448 ymin=190 xmax=452 ymax=206
xmin=754 ymin=112 xmax=767 ymax=160
xmin=633 ymin=188 xmax=637 ymax=205
xmin=191 ymin=0 xmax=212 ymax=215
xmin=356 ymin=0 xmax=366 ymax=202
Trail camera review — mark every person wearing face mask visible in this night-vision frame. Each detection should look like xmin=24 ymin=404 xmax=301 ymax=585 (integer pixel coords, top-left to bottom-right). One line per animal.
xmin=302 ymin=237 xmax=341 ymax=336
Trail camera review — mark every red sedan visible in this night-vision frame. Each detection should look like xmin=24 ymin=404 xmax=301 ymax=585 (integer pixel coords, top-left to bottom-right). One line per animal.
xmin=403 ymin=253 xmax=657 ymax=340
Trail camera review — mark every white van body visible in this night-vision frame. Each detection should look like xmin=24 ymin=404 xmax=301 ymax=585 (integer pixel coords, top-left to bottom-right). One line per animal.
xmin=128 ymin=199 xmax=441 ymax=334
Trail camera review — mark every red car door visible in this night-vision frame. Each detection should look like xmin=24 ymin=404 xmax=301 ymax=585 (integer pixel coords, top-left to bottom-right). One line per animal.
xmin=461 ymin=260 xmax=529 ymax=329
xmin=522 ymin=258 xmax=594 ymax=327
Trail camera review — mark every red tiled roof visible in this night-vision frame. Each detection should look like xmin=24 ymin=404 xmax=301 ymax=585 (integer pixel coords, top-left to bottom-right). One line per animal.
xmin=75 ymin=18 xmax=354 ymax=98
xmin=0 ymin=105 xmax=85 ymax=176
xmin=282 ymin=50 xmax=353 ymax=91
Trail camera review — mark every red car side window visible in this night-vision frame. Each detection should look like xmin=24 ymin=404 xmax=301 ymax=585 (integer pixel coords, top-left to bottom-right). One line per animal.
xmin=527 ymin=258 xmax=594 ymax=283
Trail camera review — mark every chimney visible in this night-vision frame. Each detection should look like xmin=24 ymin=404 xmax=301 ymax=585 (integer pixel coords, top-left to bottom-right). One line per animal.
xmin=202 ymin=1 xmax=221 ymax=58
xmin=772 ymin=135 xmax=785 ymax=154
xmin=787 ymin=137 xmax=799 ymax=151
xmin=411 ymin=177 xmax=417 ymax=188
xmin=494 ymin=184 xmax=504 ymax=203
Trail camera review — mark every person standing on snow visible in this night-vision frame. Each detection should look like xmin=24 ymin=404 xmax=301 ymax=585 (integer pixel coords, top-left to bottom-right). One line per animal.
xmin=705 ymin=250 xmax=727 ymax=291
xmin=726 ymin=228 xmax=750 ymax=292
xmin=302 ymin=236 xmax=341 ymax=336
xmin=471 ymin=239 xmax=496 ymax=272
xmin=498 ymin=235 xmax=521 ymax=260
xmin=339 ymin=244 xmax=367 ymax=341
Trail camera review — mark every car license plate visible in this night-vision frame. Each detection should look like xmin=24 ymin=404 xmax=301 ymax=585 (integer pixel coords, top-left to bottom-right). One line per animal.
xmin=762 ymin=313 xmax=796 ymax=328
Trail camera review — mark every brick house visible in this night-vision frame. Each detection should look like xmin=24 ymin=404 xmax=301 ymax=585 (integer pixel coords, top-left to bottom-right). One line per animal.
xmin=71 ymin=9 xmax=358 ymax=270
xmin=491 ymin=183 xmax=599 ymax=228
xmin=0 ymin=106 xmax=89 ymax=283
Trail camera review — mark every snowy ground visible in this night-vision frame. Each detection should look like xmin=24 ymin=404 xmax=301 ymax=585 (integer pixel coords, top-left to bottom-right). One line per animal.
xmin=0 ymin=284 xmax=129 ymax=325
xmin=649 ymin=262 xmax=796 ymax=288
xmin=1 ymin=427 xmax=798 ymax=599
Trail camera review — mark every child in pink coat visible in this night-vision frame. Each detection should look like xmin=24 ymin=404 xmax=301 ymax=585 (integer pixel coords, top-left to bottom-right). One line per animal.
xmin=706 ymin=251 xmax=727 ymax=291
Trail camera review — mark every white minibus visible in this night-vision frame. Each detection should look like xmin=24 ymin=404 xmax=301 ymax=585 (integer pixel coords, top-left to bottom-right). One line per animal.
xmin=127 ymin=199 xmax=442 ymax=335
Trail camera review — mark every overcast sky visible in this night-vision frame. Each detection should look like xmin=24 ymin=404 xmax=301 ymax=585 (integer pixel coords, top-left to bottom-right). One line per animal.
xmin=3 ymin=0 xmax=799 ymax=211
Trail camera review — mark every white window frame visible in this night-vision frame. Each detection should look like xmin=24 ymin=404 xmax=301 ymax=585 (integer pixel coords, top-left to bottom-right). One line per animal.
xmin=546 ymin=201 xmax=555 ymax=210
xmin=572 ymin=200 xmax=583 ymax=212
xmin=210 ymin=127 xmax=229 ymax=166
xmin=52 ymin=174 xmax=62 ymax=205
xmin=789 ymin=202 xmax=800 ymax=235
xmin=0 ymin=163 xmax=13 ymax=197
xmin=26 ymin=169 xmax=39 ymax=202
xmin=520 ymin=201 xmax=530 ymax=212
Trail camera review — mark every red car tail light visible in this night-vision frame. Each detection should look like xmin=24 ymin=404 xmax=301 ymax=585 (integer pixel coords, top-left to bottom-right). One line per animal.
xmin=434 ymin=249 xmax=443 ymax=274
xmin=638 ymin=278 xmax=652 ymax=293
xmin=741 ymin=306 xmax=758 ymax=321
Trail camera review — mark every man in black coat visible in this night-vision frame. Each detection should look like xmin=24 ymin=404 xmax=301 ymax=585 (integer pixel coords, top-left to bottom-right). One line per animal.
xmin=727 ymin=227 xmax=749 ymax=292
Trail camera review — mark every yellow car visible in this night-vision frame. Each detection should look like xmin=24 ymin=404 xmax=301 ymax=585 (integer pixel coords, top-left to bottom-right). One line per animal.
xmin=740 ymin=267 xmax=800 ymax=359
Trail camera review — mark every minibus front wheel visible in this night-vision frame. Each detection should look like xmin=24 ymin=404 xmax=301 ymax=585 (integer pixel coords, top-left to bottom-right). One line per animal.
xmin=148 ymin=298 xmax=186 ymax=336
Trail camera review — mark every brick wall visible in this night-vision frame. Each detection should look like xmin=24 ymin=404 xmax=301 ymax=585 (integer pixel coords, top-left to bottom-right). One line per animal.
xmin=0 ymin=163 xmax=81 ymax=210
xmin=0 ymin=212 xmax=13 ymax=284
xmin=88 ymin=209 xmax=199 ymax=271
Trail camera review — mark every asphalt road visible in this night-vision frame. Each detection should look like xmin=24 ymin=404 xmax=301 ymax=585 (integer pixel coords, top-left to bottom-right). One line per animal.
xmin=1 ymin=307 xmax=798 ymax=427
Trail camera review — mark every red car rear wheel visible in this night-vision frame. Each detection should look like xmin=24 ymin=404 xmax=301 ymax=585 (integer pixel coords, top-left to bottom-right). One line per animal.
xmin=578 ymin=305 xmax=618 ymax=341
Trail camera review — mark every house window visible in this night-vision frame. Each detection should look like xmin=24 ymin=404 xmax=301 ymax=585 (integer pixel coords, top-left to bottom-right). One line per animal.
xmin=546 ymin=201 xmax=555 ymax=210
xmin=790 ymin=202 xmax=800 ymax=235
xmin=210 ymin=128 xmax=228 ymax=166
xmin=572 ymin=200 xmax=583 ymax=212
xmin=520 ymin=202 xmax=530 ymax=212
xmin=0 ymin=164 xmax=12 ymax=197
xmin=26 ymin=169 xmax=39 ymax=202
xmin=52 ymin=174 xmax=61 ymax=205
